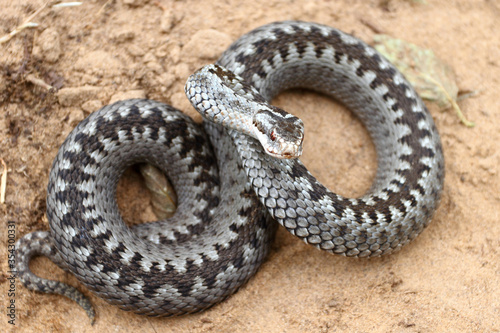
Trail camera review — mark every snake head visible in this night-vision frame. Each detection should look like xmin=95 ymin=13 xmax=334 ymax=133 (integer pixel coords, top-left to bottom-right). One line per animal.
xmin=253 ymin=107 xmax=304 ymax=159
xmin=185 ymin=64 xmax=305 ymax=159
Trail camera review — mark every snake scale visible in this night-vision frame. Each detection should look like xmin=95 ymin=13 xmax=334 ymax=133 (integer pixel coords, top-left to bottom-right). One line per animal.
xmin=15 ymin=21 xmax=444 ymax=322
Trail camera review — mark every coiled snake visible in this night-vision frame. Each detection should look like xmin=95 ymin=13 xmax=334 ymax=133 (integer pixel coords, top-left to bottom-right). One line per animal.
xmin=16 ymin=21 xmax=444 ymax=322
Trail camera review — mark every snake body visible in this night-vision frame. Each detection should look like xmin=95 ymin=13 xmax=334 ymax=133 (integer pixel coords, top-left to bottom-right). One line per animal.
xmin=16 ymin=21 xmax=444 ymax=321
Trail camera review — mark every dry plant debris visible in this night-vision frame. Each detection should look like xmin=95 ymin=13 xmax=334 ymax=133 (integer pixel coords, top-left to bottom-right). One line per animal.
xmin=374 ymin=34 xmax=475 ymax=127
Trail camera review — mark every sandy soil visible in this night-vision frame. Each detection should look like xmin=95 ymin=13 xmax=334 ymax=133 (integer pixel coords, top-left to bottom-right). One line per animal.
xmin=1 ymin=0 xmax=499 ymax=332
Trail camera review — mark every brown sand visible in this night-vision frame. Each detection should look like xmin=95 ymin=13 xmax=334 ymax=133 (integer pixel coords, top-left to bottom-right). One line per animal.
xmin=1 ymin=0 xmax=499 ymax=332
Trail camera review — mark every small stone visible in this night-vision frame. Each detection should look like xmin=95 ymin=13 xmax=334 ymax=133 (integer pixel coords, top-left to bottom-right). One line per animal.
xmin=33 ymin=28 xmax=61 ymax=63
xmin=174 ymin=63 xmax=191 ymax=80
xmin=109 ymin=90 xmax=146 ymax=104
xmin=57 ymin=86 xmax=101 ymax=107
xmin=169 ymin=44 xmax=182 ymax=63
xmin=127 ymin=44 xmax=147 ymax=57
xmin=81 ymin=99 xmax=103 ymax=113
xmin=158 ymin=72 xmax=176 ymax=89
xmin=111 ymin=28 xmax=136 ymax=43
xmin=67 ymin=108 xmax=85 ymax=126
xmin=327 ymin=298 xmax=341 ymax=308
xmin=183 ymin=29 xmax=232 ymax=60
xmin=160 ymin=8 xmax=179 ymax=32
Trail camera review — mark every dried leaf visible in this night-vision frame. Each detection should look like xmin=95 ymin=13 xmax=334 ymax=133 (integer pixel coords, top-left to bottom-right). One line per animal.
xmin=374 ymin=34 xmax=474 ymax=127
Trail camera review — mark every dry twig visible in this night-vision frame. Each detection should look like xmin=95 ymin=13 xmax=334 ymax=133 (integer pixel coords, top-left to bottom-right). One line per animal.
xmin=0 ymin=2 xmax=49 ymax=44
xmin=0 ymin=159 xmax=7 ymax=204
xmin=25 ymin=74 xmax=55 ymax=91
xmin=0 ymin=1 xmax=83 ymax=44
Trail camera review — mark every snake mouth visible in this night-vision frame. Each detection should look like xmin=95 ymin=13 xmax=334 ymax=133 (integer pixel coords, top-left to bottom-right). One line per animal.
xmin=265 ymin=144 xmax=303 ymax=159
xmin=280 ymin=152 xmax=299 ymax=159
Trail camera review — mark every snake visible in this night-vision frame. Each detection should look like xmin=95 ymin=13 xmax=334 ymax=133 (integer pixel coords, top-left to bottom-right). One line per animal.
xmin=15 ymin=21 xmax=444 ymax=323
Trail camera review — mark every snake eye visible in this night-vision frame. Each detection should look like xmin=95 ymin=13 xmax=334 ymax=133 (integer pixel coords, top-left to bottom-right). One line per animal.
xmin=270 ymin=129 xmax=277 ymax=142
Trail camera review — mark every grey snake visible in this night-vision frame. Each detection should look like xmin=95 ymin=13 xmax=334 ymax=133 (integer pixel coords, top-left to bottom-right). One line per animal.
xmin=15 ymin=21 xmax=444 ymax=323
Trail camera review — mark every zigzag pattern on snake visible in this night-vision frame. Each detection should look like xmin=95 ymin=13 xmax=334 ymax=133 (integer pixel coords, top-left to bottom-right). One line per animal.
xmin=15 ymin=21 xmax=444 ymax=322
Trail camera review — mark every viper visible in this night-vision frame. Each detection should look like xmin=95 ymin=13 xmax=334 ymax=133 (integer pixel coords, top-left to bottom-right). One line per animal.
xmin=16 ymin=21 xmax=444 ymax=323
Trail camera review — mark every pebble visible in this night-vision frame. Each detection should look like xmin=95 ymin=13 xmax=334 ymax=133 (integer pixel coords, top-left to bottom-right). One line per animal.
xmin=169 ymin=44 xmax=182 ymax=63
xmin=67 ymin=108 xmax=85 ymax=126
xmin=33 ymin=28 xmax=61 ymax=63
xmin=111 ymin=29 xmax=136 ymax=44
xmin=183 ymin=29 xmax=232 ymax=59
xmin=81 ymin=99 xmax=103 ymax=113
xmin=158 ymin=72 xmax=176 ymax=90
xmin=109 ymin=90 xmax=146 ymax=104
xmin=160 ymin=8 xmax=181 ymax=32
xmin=127 ymin=44 xmax=147 ymax=57
xmin=57 ymin=86 xmax=101 ymax=107
xmin=174 ymin=63 xmax=191 ymax=81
